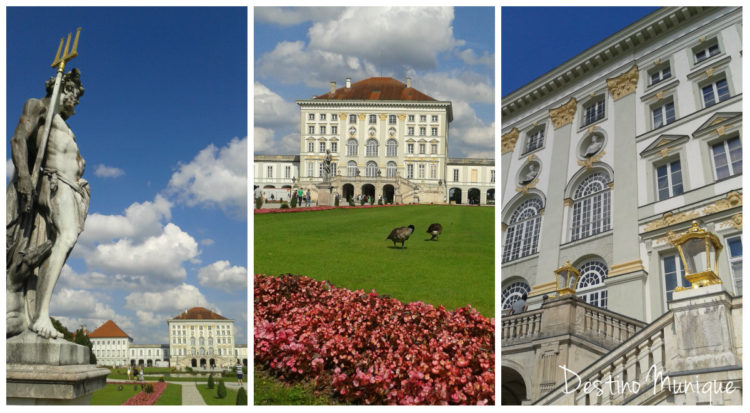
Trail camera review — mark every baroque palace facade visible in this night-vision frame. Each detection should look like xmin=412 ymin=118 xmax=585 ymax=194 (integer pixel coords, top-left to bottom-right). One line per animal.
xmin=501 ymin=7 xmax=742 ymax=405
xmin=254 ymin=77 xmax=495 ymax=205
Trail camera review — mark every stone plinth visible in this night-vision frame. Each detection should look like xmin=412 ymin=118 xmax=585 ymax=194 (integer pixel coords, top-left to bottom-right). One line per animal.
xmin=7 ymin=330 xmax=89 ymax=365
xmin=316 ymin=182 xmax=332 ymax=206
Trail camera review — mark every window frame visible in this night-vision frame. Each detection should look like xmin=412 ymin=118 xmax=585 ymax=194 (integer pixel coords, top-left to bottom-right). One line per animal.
xmin=710 ymin=135 xmax=742 ymax=180
xmin=655 ymin=158 xmax=684 ymax=201
xmin=570 ymin=172 xmax=612 ymax=241
xmin=576 ymin=260 xmax=609 ymax=308
xmin=524 ymin=126 xmax=545 ymax=154
xmin=727 ymin=236 xmax=742 ymax=296
xmin=582 ymin=96 xmax=606 ymax=127
xmin=651 ymin=98 xmax=676 ymax=129
xmin=502 ymin=198 xmax=543 ymax=263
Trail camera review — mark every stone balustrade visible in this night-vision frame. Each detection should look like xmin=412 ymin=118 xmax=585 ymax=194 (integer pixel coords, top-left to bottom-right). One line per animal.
xmin=501 ymin=309 xmax=543 ymax=343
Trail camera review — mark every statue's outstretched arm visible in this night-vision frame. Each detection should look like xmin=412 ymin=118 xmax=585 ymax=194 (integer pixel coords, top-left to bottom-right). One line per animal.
xmin=11 ymin=99 xmax=42 ymax=201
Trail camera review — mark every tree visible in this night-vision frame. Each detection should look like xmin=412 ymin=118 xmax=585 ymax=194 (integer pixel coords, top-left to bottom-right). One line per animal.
xmin=236 ymin=386 xmax=247 ymax=405
xmin=74 ymin=327 xmax=97 ymax=365
xmin=207 ymin=373 xmax=215 ymax=389
xmin=216 ymin=380 xmax=227 ymax=399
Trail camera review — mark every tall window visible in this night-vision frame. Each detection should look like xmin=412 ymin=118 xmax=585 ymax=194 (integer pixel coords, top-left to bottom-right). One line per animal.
xmin=408 ymin=127 xmax=415 ymax=136
xmin=307 ymin=162 xmax=313 ymax=177
xmin=576 ymin=260 xmax=609 ymax=308
xmin=408 ymin=115 xmax=415 ymax=122
xmin=369 ymin=114 xmax=377 ymax=124
xmin=331 ymin=126 xmax=338 ymax=135
xmin=583 ymin=97 xmax=605 ymax=126
xmin=388 ymin=115 xmax=396 ymax=124
xmin=663 ymin=254 xmax=688 ymax=303
xmin=418 ymin=164 xmax=425 ymax=178
xmin=430 ymin=164 xmax=437 ymax=179
xmin=285 ymin=166 xmax=290 ymax=179
xmin=331 ymin=142 xmax=338 ymax=153
xmin=491 ymin=170 xmax=495 ymax=183
xmin=308 ymin=125 xmax=315 ymax=134
xmin=649 ymin=64 xmax=671 ymax=85
xmin=702 ymin=78 xmax=730 ymax=107
xmin=501 ymin=281 xmax=531 ymax=311
xmin=386 ymin=140 xmax=397 ymax=157
xmin=266 ymin=166 xmax=273 ymax=178
xmin=431 ymin=127 xmax=438 ymax=136
xmin=656 ymin=159 xmax=683 ymax=200
xmin=347 ymin=139 xmax=358 ymax=156
xmin=525 ymin=127 xmax=544 ymax=153
xmin=431 ymin=143 xmax=438 ymax=154
xmin=308 ymin=113 xmax=315 ymax=120
xmin=320 ymin=125 xmax=326 ymax=134
xmin=366 ymin=139 xmax=378 ymax=156
xmin=420 ymin=115 xmax=426 ymax=122
xmin=571 ymin=172 xmax=611 ymax=241
xmin=347 ymin=161 xmax=357 ymax=177
xmin=349 ymin=114 xmax=357 ymax=123
xmin=366 ymin=161 xmax=378 ymax=177
xmin=387 ymin=161 xmax=397 ymax=177
xmin=307 ymin=142 xmax=314 ymax=153
xmin=652 ymin=100 xmax=675 ymax=129
xmin=432 ymin=115 xmax=438 ymax=122
xmin=407 ymin=164 xmax=414 ymax=179
xmin=331 ymin=114 xmax=338 ymax=121
xmin=712 ymin=136 xmax=742 ymax=179
xmin=694 ymin=41 xmax=720 ymax=63
xmin=728 ymin=236 xmax=742 ymax=295
xmin=407 ymin=143 xmax=414 ymax=154
xmin=453 ymin=169 xmax=459 ymax=182
xmin=502 ymin=198 xmax=543 ymax=263
xmin=320 ymin=113 xmax=326 ymax=121
xmin=419 ymin=127 xmax=426 ymax=136
xmin=319 ymin=142 xmax=326 ymax=153
xmin=419 ymin=143 xmax=426 ymax=154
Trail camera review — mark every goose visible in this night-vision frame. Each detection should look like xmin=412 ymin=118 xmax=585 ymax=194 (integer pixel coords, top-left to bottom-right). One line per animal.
xmin=426 ymin=223 xmax=443 ymax=241
xmin=386 ymin=225 xmax=415 ymax=249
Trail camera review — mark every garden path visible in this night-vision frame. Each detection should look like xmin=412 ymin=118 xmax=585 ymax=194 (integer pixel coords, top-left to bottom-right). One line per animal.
xmin=178 ymin=382 xmax=206 ymax=405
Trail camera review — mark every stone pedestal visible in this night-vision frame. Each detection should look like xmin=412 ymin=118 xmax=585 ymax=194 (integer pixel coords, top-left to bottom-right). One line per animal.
xmin=316 ymin=182 xmax=332 ymax=206
xmin=6 ymin=331 xmax=109 ymax=405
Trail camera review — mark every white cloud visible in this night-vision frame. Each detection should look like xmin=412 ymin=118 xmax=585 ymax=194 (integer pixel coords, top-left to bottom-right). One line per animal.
xmin=200 ymin=238 xmax=215 ymax=246
xmin=254 ymin=127 xmax=299 ymax=155
xmin=255 ymin=7 xmax=344 ymax=26
xmin=51 ymin=288 xmax=135 ymax=334
xmin=457 ymin=48 xmax=494 ymax=67
xmin=167 ymin=137 xmax=247 ymax=218
xmin=254 ymin=82 xmax=299 ymax=128
xmin=79 ymin=195 xmax=172 ymax=245
xmin=418 ymin=71 xmax=494 ymax=105
xmin=197 ymin=260 xmax=247 ymax=293
xmin=7 ymin=158 xmax=14 ymax=180
xmin=94 ymin=164 xmax=125 ymax=178
xmin=125 ymin=283 xmax=210 ymax=314
xmin=135 ymin=310 xmax=162 ymax=327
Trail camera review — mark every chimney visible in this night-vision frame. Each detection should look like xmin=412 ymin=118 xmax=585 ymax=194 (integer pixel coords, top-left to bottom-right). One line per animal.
xmin=346 ymin=77 xmax=351 ymax=88
xmin=406 ymin=77 xmax=411 ymax=88
xmin=330 ymin=81 xmax=336 ymax=94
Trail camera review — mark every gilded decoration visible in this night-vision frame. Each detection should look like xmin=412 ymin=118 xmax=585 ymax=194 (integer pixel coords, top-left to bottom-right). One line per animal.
xmin=711 ymin=117 xmax=726 ymax=125
xmin=339 ymin=113 xmax=346 ymax=120
xmin=358 ymin=113 xmax=366 ymax=120
xmin=702 ymin=191 xmax=742 ymax=215
xmin=501 ymin=222 xmax=508 ymax=231
xmin=660 ymin=147 xmax=671 ymax=158
xmin=379 ymin=114 xmax=387 ymax=120
xmin=527 ymin=154 xmax=538 ymax=163
xmin=501 ymin=128 xmax=520 ymax=154
xmin=705 ymin=67 xmax=714 ymax=78
xmin=577 ymin=150 xmax=605 ymax=169
xmin=549 ymin=98 xmax=577 ymax=129
xmin=644 ymin=192 xmax=742 ymax=232
xmin=515 ymin=176 xmax=539 ymax=194
xmin=606 ymin=65 xmax=639 ymax=101
xmin=716 ymin=126 xmax=726 ymax=136
xmin=563 ymin=198 xmax=573 ymax=207
xmin=644 ymin=210 xmax=701 ymax=232
xmin=398 ymin=114 xmax=406 ymax=121
xmin=656 ymin=91 xmax=664 ymax=100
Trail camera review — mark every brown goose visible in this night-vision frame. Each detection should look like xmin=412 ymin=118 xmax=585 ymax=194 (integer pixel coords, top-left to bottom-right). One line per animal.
xmin=386 ymin=225 xmax=415 ymax=249
xmin=426 ymin=223 xmax=443 ymax=241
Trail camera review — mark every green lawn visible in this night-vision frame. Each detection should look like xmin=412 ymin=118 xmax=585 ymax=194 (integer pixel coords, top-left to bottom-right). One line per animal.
xmin=254 ymin=367 xmax=334 ymax=405
xmin=90 ymin=383 xmax=144 ymax=405
xmin=254 ymin=205 xmax=494 ymax=316
xmin=154 ymin=383 xmax=182 ymax=405
xmin=196 ymin=384 xmax=240 ymax=405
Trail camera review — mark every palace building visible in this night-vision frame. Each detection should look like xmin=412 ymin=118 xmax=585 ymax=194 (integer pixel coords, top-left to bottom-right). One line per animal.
xmin=501 ymin=7 xmax=741 ymax=405
xmin=167 ymin=307 xmax=240 ymax=370
xmin=254 ymin=77 xmax=495 ymax=205
xmin=89 ymin=320 xmax=133 ymax=367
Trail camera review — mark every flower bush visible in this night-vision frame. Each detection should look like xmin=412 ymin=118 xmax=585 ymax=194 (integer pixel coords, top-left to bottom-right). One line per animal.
xmin=119 ymin=382 xmax=168 ymax=405
xmin=255 ymin=274 xmax=494 ymax=405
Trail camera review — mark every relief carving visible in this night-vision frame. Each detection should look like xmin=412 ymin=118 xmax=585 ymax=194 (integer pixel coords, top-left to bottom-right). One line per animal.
xmin=606 ymin=65 xmax=639 ymax=101
xmin=549 ymin=98 xmax=577 ymax=129
xmin=501 ymin=128 xmax=520 ymax=154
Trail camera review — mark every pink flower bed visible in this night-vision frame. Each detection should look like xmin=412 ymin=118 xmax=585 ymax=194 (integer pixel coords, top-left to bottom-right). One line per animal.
xmin=254 ymin=204 xmax=404 ymax=214
xmin=121 ymin=382 xmax=168 ymax=405
xmin=254 ymin=274 xmax=495 ymax=405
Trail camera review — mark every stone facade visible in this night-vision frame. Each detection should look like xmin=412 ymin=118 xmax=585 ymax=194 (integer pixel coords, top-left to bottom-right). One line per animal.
xmin=167 ymin=307 xmax=237 ymax=370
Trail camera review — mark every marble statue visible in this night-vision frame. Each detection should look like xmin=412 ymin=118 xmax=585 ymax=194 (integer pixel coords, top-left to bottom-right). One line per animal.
xmin=322 ymin=149 xmax=332 ymax=181
xmin=584 ymin=135 xmax=604 ymax=157
xmin=6 ymin=68 xmax=89 ymax=340
xmin=520 ymin=163 xmax=539 ymax=185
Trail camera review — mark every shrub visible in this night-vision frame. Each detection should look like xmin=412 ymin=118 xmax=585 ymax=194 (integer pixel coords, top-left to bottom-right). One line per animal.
xmin=207 ymin=373 xmax=215 ymax=389
xmin=280 ymin=202 xmax=289 ymax=209
xmin=256 ymin=197 xmax=263 ymax=210
xmin=360 ymin=196 xmax=366 ymax=206
xmin=118 ymin=385 xmax=123 ymax=391
xmin=144 ymin=384 xmax=154 ymax=394
xmin=216 ymin=380 xmax=227 ymax=399
xmin=185 ymin=367 xmax=193 ymax=373
xmin=158 ymin=376 xmax=165 ymax=382
xmin=348 ymin=197 xmax=355 ymax=206
xmin=290 ymin=195 xmax=297 ymax=208
xmin=370 ymin=197 xmax=374 ymax=205
xmin=236 ymin=386 xmax=248 ymax=405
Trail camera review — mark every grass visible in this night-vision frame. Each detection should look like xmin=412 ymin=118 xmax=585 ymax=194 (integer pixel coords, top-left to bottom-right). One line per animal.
xmin=254 ymin=205 xmax=494 ymax=316
xmin=254 ymin=367 xmax=334 ymax=405
xmin=89 ymin=383 xmax=145 ymax=405
xmin=153 ymin=383 xmax=182 ymax=405
xmin=196 ymin=383 xmax=240 ymax=405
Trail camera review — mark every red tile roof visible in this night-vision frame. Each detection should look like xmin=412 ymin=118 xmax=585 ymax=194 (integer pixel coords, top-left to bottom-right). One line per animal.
xmin=89 ymin=320 xmax=130 ymax=339
xmin=314 ymin=77 xmax=436 ymax=101
xmin=172 ymin=307 xmax=228 ymax=320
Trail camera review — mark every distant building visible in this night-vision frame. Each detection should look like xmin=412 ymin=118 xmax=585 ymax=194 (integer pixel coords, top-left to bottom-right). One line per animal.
xmin=89 ymin=320 xmax=133 ymax=367
xmin=129 ymin=344 xmax=170 ymax=368
xmin=167 ymin=307 xmax=237 ymax=370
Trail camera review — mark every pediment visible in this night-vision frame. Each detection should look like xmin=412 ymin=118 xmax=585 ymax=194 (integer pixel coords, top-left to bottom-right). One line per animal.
xmin=640 ymin=134 xmax=689 ymax=158
xmin=693 ymin=112 xmax=742 ymax=137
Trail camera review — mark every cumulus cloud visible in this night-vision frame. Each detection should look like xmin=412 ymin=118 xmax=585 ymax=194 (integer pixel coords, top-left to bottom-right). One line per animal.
xmin=125 ymin=283 xmax=210 ymax=314
xmin=7 ymin=158 xmax=14 ymax=180
xmin=51 ymin=288 xmax=135 ymax=334
xmin=254 ymin=82 xmax=299 ymax=128
xmin=418 ymin=71 xmax=494 ymax=105
xmin=167 ymin=137 xmax=247 ymax=219
xmin=94 ymin=164 xmax=125 ymax=178
xmin=254 ymin=127 xmax=299 ymax=155
xmin=197 ymin=260 xmax=247 ymax=293
xmin=457 ymin=48 xmax=494 ymax=68
xmin=255 ymin=7 xmax=344 ymax=26
xmin=79 ymin=195 xmax=172 ymax=245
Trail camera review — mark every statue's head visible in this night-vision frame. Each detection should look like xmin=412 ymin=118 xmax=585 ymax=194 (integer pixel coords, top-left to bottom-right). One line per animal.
xmin=46 ymin=68 xmax=84 ymax=118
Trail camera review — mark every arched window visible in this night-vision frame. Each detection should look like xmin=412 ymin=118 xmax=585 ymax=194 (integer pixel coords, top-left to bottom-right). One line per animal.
xmin=347 ymin=161 xmax=358 ymax=177
xmin=386 ymin=139 xmax=398 ymax=157
xmin=576 ymin=260 xmax=608 ymax=308
xmin=501 ymin=281 xmax=531 ymax=311
xmin=208 ymin=338 xmax=213 ymax=346
xmin=366 ymin=161 xmax=378 ymax=177
xmin=386 ymin=161 xmax=397 ymax=177
xmin=366 ymin=139 xmax=378 ymax=156
xmin=571 ymin=172 xmax=611 ymax=241
xmin=347 ymin=139 xmax=358 ymax=156
xmin=502 ymin=198 xmax=543 ymax=262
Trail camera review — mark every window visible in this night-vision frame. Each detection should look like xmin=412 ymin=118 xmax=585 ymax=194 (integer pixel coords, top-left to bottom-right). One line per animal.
xmin=407 ymin=164 xmax=414 ymax=178
xmin=320 ymin=114 xmax=326 ymax=121
xmin=307 ymin=162 xmax=313 ymax=177
xmin=649 ymin=65 xmax=671 ymax=85
xmin=431 ymin=143 xmax=437 ymax=154
xmin=430 ymin=164 xmax=437 ymax=179
xmin=419 ymin=143 xmax=426 ymax=154
xmin=432 ymin=115 xmax=438 ymax=122
xmin=320 ymin=125 xmax=326 ymax=134
xmin=386 ymin=140 xmax=397 ymax=157
xmin=432 ymin=127 xmax=438 ymax=136
xmin=583 ymin=97 xmax=605 ymax=126
xmin=491 ymin=170 xmax=495 ymax=183
xmin=331 ymin=126 xmax=338 ymax=135
xmin=347 ymin=161 xmax=357 ymax=177
xmin=501 ymin=281 xmax=531 ymax=311
xmin=369 ymin=114 xmax=377 ymax=124
xmin=418 ymin=115 xmax=425 ymax=122
xmin=318 ymin=162 xmax=323 ymax=177
xmin=349 ymin=114 xmax=357 ymax=123
xmin=694 ymin=41 xmax=720 ymax=63
xmin=419 ymin=127 xmax=426 ymax=136
xmin=728 ymin=236 xmax=742 ymax=294
xmin=418 ymin=164 xmax=425 ymax=178
xmin=319 ymin=142 xmax=326 ymax=153
xmin=387 ymin=161 xmax=397 ymax=177
xmin=331 ymin=114 xmax=338 ymax=121
xmin=366 ymin=139 xmax=378 ymax=157
xmin=571 ymin=172 xmax=611 ymax=241
xmin=407 ymin=143 xmax=414 ymax=154
xmin=366 ymin=161 xmax=378 ymax=177
xmin=308 ymin=125 xmax=315 ymax=134
xmin=656 ymin=159 xmax=683 ymax=200
xmin=652 ymin=100 xmax=675 ymax=129
xmin=701 ymin=78 xmax=730 ymax=107
xmin=453 ymin=169 xmax=459 ymax=182
xmin=347 ymin=139 xmax=358 ymax=156
xmin=266 ymin=166 xmax=273 ymax=178
xmin=408 ymin=115 xmax=415 ymax=122
xmin=502 ymin=198 xmax=543 ymax=263
xmin=525 ymin=127 xmax=545 ymax=153
xmin=331 ymin=142 xmax=337 ymax=153
xmin=331 ymin=162 xmax=337 ymax=176
xmin=388 ymin=115 xmax=396 ymax=124
xmin=284 ymin=166 xmax=290 ymax=179
xmin=307 ymin=142 xmax=314 ymax=153
xmin=576 ymin=260 xmax=609 ymax=308
xmin=308 ymin=113 xmax=315 ymax=121
xmin=408 ymin=127 xmax=415 ymax=136
xmin=711 ymin=136 xmax=742 ymax=179
xmin=663 ymin=254 xmax=688 ymax=302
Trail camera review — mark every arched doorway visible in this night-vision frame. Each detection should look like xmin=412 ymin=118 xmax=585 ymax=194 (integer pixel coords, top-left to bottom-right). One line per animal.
xmin=200 ymin=358 xmax=206 ymax=368
xmin=383 ymin=184 xmax=394 ymax=204
xmin=138 ymin=359 xmax=144 ymax=366
xmin=362 ymin=184 xmax=375 ymax=202
xmin=147 ymin=359 xmax=153 ymax=367
xmin=343 ymin=183 xmax=354 ymax=201
xmin=486 ymin=188 xmax=495 ymax=204
xmin=502 ymin=366 xmax=527 ymax=405
xmin=449 ymin=188 xmax=462 ymax=204
xmin=263 ymin=185 xmax=275 ymax=188
xmin=210 ymin=359 xmax=216 ymax=368
xmin=468 ymin=188 xmax=481 ymax=205
xmin=191 ymin=359 xmax=197 ymax=368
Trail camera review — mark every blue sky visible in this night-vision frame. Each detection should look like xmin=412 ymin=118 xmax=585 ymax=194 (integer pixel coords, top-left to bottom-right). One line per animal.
xmin=254 ymin=6 xmax=495 ymax=159
xmin=501 ymin=6 xmax=659 ymax=96
xmin=5 ymin=7 xmax=248 ymax=345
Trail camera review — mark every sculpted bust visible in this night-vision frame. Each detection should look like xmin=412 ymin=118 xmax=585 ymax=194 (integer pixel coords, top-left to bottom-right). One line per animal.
xmin=520 ymin=163 xmax=539 ymax=185
xmin=584 ymin=135 xmax=604 ymax=158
